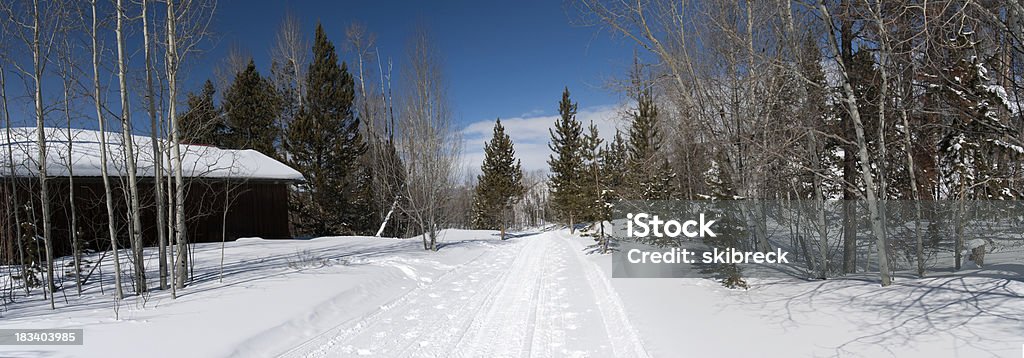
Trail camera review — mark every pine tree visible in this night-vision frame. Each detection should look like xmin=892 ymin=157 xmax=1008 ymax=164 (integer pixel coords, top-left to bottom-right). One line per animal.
xmin=580 ymin=121 xmax=603 ymax=222
xmin=179 ymin=80 xmax=226 ymax=146
xmin=471 ymin=118 xmax=525 ymax=239
xmin=583 ymin=121 xmax=614 ymax=253
xmin=626 ymin=80 xmax=675 ymax=200
xmin=601 ymin=130 xmax=628 ymax=200
xmin=548 ymin=87 xmax=585 ymax=233
xmin=223 ymin=59 xmax=282 ymax=156
xmin=287 ymin=23 xmax=368 ymax=236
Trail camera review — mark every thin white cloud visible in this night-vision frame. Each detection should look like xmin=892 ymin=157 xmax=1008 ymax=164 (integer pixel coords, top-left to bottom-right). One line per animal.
xmin=461 ymin=104 xmax=628 ymax=175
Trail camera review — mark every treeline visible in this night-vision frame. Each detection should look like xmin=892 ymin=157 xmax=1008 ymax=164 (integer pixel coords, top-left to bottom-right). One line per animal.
xmin=569 ymin=1 xmax=1024 ymax=286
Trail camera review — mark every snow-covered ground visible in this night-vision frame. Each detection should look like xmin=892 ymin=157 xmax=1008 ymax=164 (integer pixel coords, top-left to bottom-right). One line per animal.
xmin=1 ymin=229 xmax=1022 ymax=357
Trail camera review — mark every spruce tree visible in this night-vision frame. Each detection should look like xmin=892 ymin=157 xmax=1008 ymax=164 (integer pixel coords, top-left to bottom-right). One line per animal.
xmin=223 ymin=59 xmax=282 ymax=156
xmin=581 ymin=121 xmax=603 ymax=222
xmin=626 ymin=82 xmax=675 ymax=200
xmin=595 ymin=130 xmax=629 ymax=253
xmin=601 ymin=130 xmax=628 ymax=201
xmin=287 ymin=23 xmax=368 ymax=236
xmin=179 ymin=80 xmax=226 ymax=146
xmin=548 ymin=87 xmax=585 ymax=232
xmin=471 ymin=118 xmax=525 ymax=239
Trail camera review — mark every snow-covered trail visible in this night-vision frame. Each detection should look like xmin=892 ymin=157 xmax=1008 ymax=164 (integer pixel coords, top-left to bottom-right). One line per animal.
xmin=280 ymin=231 xmax=649 ymax=358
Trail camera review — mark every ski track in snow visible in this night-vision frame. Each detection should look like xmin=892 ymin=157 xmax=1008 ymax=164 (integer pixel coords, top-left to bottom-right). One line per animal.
xmin=279 ymin=231 xmax=649 ymax=358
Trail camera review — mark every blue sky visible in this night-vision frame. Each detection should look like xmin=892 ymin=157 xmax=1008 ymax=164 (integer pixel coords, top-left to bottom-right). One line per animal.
xmin=198 ymin=0 xmax=634 ymax=127
xmin=189 ymin=0 xmax=643 ymax=172
xmin=2 ymin=1 xmax=638 ymax=173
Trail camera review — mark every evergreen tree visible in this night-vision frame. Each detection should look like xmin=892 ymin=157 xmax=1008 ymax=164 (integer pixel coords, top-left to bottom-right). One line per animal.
xmin=584 ymin=121 xmax=615 ymax=253
xmin=471 ymin=118 xmax=525 ymax=239
xmin=580 ymin=121 xmax=603 ymax=222
xmin=179 ymin=80 xmax=226 ymax=146
xmin=548 ymin=87 xmax=585 ymax=233
xmin=934 ymin=32 xmax=1018 ymax=200
xmin=626 ymin=80 xmax=675 ymax=200
xmin=600 ymin=130 xmax=628 ymax=202
xmin=287 ymin=23 xmax=368 ymax=236
xmin=223 ymin=59 xmax=282 ymax=156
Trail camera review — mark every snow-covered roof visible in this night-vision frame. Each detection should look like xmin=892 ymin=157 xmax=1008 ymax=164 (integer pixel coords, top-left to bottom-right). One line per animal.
xmin=0 ymin=127 xmax=304 ymax=181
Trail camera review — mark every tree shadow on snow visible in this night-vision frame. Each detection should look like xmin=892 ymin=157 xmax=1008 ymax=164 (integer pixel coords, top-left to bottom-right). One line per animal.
xmin=177 ymin=241 xmax=419 ymax=298
xmin=724 ymin=270 xmax=1024 ymax=357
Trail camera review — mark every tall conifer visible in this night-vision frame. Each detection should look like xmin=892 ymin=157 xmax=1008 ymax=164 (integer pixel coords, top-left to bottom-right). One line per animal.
xmin=287 ymin=23 xmax=368 ymax=236
xmin=223 ymin=59 xmax=282 ymax=156
xmin=548 ymin=87 xmax=585 ymax=232
xmin=626 ymin=78 xmax=674 ymax=200
xmin=179 ymin=80 xmax=226 ymax=146
xmin=471 ymin=118 xmax=525 ymax=239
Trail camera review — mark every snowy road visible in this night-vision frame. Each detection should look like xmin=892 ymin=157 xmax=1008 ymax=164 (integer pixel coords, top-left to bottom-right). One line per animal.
xmin=279 ymin=231 xmax=649 ymax=358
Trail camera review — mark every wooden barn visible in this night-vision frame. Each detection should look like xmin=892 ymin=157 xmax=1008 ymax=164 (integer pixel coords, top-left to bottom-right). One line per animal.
xmin=0 ymin=127 xmax=304 ymax=263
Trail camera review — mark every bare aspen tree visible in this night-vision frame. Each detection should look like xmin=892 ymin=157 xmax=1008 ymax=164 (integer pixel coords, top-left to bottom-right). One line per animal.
xmin=0 ymin=62 xmax=28 ymax=296
xmin=375 ymin=53 xmax=402 ymax=237
xmin=776 ymin=0 xmax=830 ymax=278
xmin=272 ymin=11 xmax=307 ymax=107
xmin=817 ymin=0 xmax=890 ymax=286
xmin=166 ymin=0 xmax=188 ymax=292
xmin=346 ymin=22 xmax=398 ymax=236
xmin=214 ymin=44 xmax=251 ymax=95
xmin=56 ymin=23 xmax=82 ymax=295
xmin=165 ymin=0 xmax=215 ymax=291
xmin=271 ymin=11 xmax=307 ymax=164
xmin=32 ymin=0 xmax=54 ymax=307
xmin=397 ymin=28 xmax=463 ymax=251
xmin=141 ymin=0 xmax=169 ymax=290
xmin=217 ymin=158 xmax=245 ymax=282
xmin=89 ymin=0 xmax=124 ymax=300
xmin=114 ymin=0 xmax=147 ymax=294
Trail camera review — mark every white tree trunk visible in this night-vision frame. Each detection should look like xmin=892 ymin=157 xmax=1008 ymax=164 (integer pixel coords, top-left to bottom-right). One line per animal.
xmin=166 ymin=0 xmax=189 ymax=292
xmin=142 ymin=0 xmax=169 ymax=290
xmin=59 ymin=49 xmax=82 ymax=295
xmin=29 ymin=0 xmax=56 ymax=309
xmin=819 ymin=1 xmax=891 ymax=286
xmin=1 ymin=68 xmax=29 ymax=295
xmin=375 ymin=197 xmax=398 ymax=237
xmin=116 ymin=0 xmax=147 ymax=294
xmin=91 ymin=0 xmax=124 ymax=300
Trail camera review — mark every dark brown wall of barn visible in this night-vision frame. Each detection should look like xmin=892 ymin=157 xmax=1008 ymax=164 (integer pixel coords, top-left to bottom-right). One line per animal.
xmin=1 ymin=178 xmax=293 ymax=263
